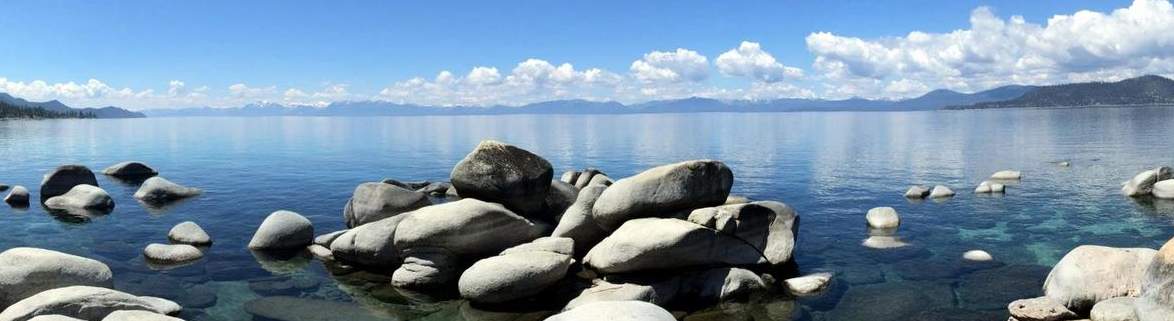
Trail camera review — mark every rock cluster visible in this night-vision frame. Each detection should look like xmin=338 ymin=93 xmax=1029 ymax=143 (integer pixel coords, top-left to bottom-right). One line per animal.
xmin=1123 ymin=167 xmax=1172 ymax=197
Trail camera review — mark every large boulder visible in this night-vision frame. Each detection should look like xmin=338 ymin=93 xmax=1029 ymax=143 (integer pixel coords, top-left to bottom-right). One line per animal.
xmin=592 ymin=160 xmax=733 ymax=230
xmin=865 ymin=207 xmax=899 ymax=229
xmin=100 ymin=310 xmax=183 ymax=321
xmin=330 ymin=214 xmax=409 ymax=268
xmin=132 ymin=177 xmax=201 ymax=204
xmin=40 ymin=165 xmax=98 ymax=202
xmin=0 ymin=248 xmax=113 ymax=308
xmin=450 ymin=140 xmax=554 ymax=217
xmin=1153 ymin=180 xmax=1174 ymax=199
xmin=1137 ymin=236 xmax=1174 ymax=321
xmin=585 ymin=201 xmax=797 ymax=274
xmin=457 ymin=238 xmax=575 ymax=304
xmin=0 ymin=286 xmax=180 ymax=321
xmin=991 ymin=170 xmax=1022 ymax=180
xmin=546 ymin=301 xmax=675 ymax=321
xmin=342 ymin=182 xmax=430 ymax=228
xmin=1090 ymin=297 xmax=1139 ymax=321
xmin=545 ymin=180 xmax=579 ymax=221
xmin=1124 ymin=167 xmax=1172 ymax=197
xmin=551 ymin=185 xmax=610 ymax=258
xmin=167 ymin=221 xmax=211 ymax=245
xmin=5 ymin=186 xmax=29 ymax=207
xmin=1044 ymin=245 xmax=1157 ymax=313
xmin=247 ymin=210 xmax=315 ymax=251
xmin=101 ymin=162 xmax=158 ymax=178
xmin=44 ymin=185 xmax=114 ymax=213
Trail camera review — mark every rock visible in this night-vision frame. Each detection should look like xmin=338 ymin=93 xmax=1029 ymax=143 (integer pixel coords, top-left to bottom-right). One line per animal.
xmin=991 ymin=170 xmax=1022 ymax=180
xmin=313 ymin=230 xmax=346 ymax=247
xmin=1059 ymin=161 xmax=1071 ymax=167
xmin=1137 ymin=236 xmax=1174 ymax=321
xmin=40 ymin=165 xmax=98 ymax=202
xmin=243 ymin=296 xmax=393 ymax=321
xmin=545 ymin=180 xmax=579 ymax=220
xmin=0 ymin=248 xmax=114 ymax=308
xmin=26 ymin=316 xmax=82 ymax=321
xmin=167 ymin=221 xmax=211 ymax=245
xmin=560 ymin=171 xmax=580 ymax=184
xmin=330 ymin=215 xmax=407 ymax=267
xmin=588 ymin=174 xmax=613 ymax=187
xmin=1123 ymin=167 xmax=1172 ymax=197
xmin=1153 ymin=180 xmax=1174 ymax=199
xmin=247 ymin=210 xmax=314 ymax=251
xmin=904 ymin=185 xmax=930 ymax=198
xmin=132 ymin=177 xmax=201 ymax=204
xmin=976 ymin=181 xmax=1007 ymax=194
xmin=724 ymin=195 xmax=750 ymax=204
xmin=929 ymin=185 xmax=955 ymax=198
xmin=100 ymin=310 xmax=183 ymax=321
xmin=500 ymin=237 xmax=574 ymax=256
xmin=565 ymin=267 xmax=766 ymax=310
xmin=573 ymin=169 xmax=605 ymax=189
xmin=391 ymin=247 xmax=458 ymax=290
xmin=458 ymin=246 xmax=574 ymax=303
xmin=784 ymin=272 xmax=832 ymax=296
xmin=1089 ymin=297 xmax=1138 ymax=321
xmin=551 ymin=185 xmax=610 ymax=257
xmin=865 ymin=207 xmax=899 ymax=229
xmin=4 ymin=186 xmax=29 ymax=207
xmin=585 ymin=203 xmax=797 ymax=274
xmin=143 ymin=243 xmax=203 ymax=264
xmin=306 ymin=245 xmax=333 ymax=261
xmin=592 ymin=160 xmax=733 ymax=230
xmin=101 ymin=162 xmax=158 ymax=178
xmin=991 ymin=182 xmax=1006 ymax=193
xmin=963 ymin=250 xmax=994 ymax=262
xmin=1008 ymin=296 xmax=1078 ymax=321
xmin=0 ymin=286 xmax=180 ymax=321
xmin=416 ymin=182 xmax=453 ymax=195
xmin=342 ymin=182 xmax=430 ymax=228
xmin=44 ymin=185 xmax=114 ymax=212
xmin=548 ymin=301 xmax=676 ymax=321
xmin=1044 ymin=245 xmax=1156 ymax=313
xmin=861 ymin=235 xmax=909 ymax=249
xmin=450 ymin=140 xmax=554 ymax=217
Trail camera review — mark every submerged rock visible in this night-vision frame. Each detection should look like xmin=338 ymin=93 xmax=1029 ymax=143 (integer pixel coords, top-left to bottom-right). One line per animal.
xmin=167 ymin=221 xmax=212 ymax=245
xmin=0 ymin=286 xmax=180 ymax=321
xmin=1123 ymin=167 xmax=1172 ymax=197
xmin=450 ymin=140 xmax=554 ymax=217
xmin=243 ymin=296 xmax=392 ymax=321
xmin=785 ymin=272 xmax=832 ymax=296
xmin=143 ymin=243 xmax=203 ymax=264
xmin=1137 ymin=236 xmax=1174 ymax=321
xmin=40 ymin=165 xmax=98 ymax=202
xmin=904 ymin=185 xmax=930 ymax=199
xmin=1044 ymin=245 xmax=1156 ymax=313
xmin=4 ymin=186 xmax=29 ymax=207
xmin=44 ymin=185 xmax=114 ymax=212
xmin=929 ymin=185 xmax=955 ymax=198
xmin=133 ymin=177 xmax=201 ymax=204
xmin=991 ymin=170 xmax=1022 ymax=180
xmin=552 ymin=185 xmax=610 ymax=258
xmin=0 ymin=248 xmax=114 ymax=308
xmin=865 ymin=207 xmax=899 ymax=229
xmin=592 ymin=160 xmax=733 ymax=230
xmin=963 ymin=250 xmax=994 ymax=262
xmin=102 ymin=161 xmax=158 ymax=178
xmin=248 ymin=210 xmax=314 ymax=251
xmin=342 ymin=182 xmax=430 ymax=228
xmin=547 ymin=301 xmax=675 ymax=321
xmin=1007 ymin=296 xmax=1078 ymax=321
xmin=100 ymin=310 xmax=182 ymax=321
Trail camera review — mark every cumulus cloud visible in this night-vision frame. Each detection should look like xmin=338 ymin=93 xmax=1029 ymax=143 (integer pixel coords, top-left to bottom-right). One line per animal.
xmin=378 ymin=59 xmax=624 ymax=106
xmin=716 ymin=41 xmax=804 ymax=82
xmin=629 ymin=48 xmax=710 ymax=83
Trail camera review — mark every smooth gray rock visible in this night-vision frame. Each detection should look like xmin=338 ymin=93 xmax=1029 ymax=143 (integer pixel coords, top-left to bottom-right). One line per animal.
xmin=1009 ymin=296 xmax=1078 ymax=321
xmin=1137 ymin=237 xmax=1174 ymax=321
xmin=40 ymin=165 xmax=98 ymax=202
xmin=552 ymin=185 xmax=609 ymax=258
xmin=785 ymin=272 xmax=833 ymax=296
xmin=330 ymin=215 xmax=408 ymax=267
xmin=415 ymin=182 xmax=452 ymax=195
xmin=1090 ymin=297 xmax=1139 ymax=321
xmin=306 ymin=245 xmax=333 ymax=261
xmin=904 ymin=185 xmax=930 ymax=198
xmin=44 ymin=185 xmax=114 ymax=212
xmin=0 ymin=286 xmax=180 ymax=321
xmin=0 ymin=248 xmax=113 ymax=309
xmin=685 ymin=201 xmax=799 ymax=264
xmin=243 ymin=296 xmax=406 ymax=321
xmin=1124 ymin=167 xmax=1172 ymax=197
xmin=313 ymin=230 xmax=347 ymax=247
xmin=458 ymin=249 xmax=573 ymax=303
xmin=929 ymin=185 xmax=955 ymax=198
xmin=865 ymin=207 xmax=899 ymax=229
xmin=100 ymin=310 xmax=182 ymax=321
xmin=26 ymin=316 xmax=83 ymax=321
xmin=450 ymin=140 xmax=553 ymax=217
xmin=963 ymin=250 xmax=994 ymax=262
xmin=391 ymin=247 xmax=458 ymax=290
xmin=501 ymin=237 xmax=574 ymax=256
xmin=4 ymin=186 xmax=29 ymax=207
xmin=564 ymin=268 xmax=766 ymax=311
xmin=247 ymin=210 xmax=314 ymax=251
xmin=1153 ymin=180 xmax=1174 ymax=199
xmin=991 ymin=170 xmax=1022 ymax=180
xmin=143 ymin=243 xmax=203 ymax=264
xmin=587 ymin=174 xmax=613 ymax=187
xmin=560 ymin=171 xmax=580 ymax=184
xmin=342 ymin=182 xmax=430 ymax=228
xmin=573 ymin=169 xmax=605 ymax=189
xmin=545 ymin=180 xmax=579 ymax=221
xmin=548 ymin=301 xmax=675 ymax=321
xmin=592 ymin=160 xmax=733 ymax=230
xmin=167 ymin=221 xmax=211 ymax=245
xmin=133 ymin=177 xmax=201 ymax=204
xmin=1044 ymin=245 xmax=1156 ymax=313
xmin=101 ymin=162 xmax=158 ymax=178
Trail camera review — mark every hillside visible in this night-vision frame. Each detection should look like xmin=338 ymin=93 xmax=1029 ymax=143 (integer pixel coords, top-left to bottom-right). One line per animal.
xmin=955 ymin=75 xmax=1174 ymax=109
xmin=0 ymin=99 xmax=95 ymax=119
xmin=0 ymin=93 xmax=145 ymax=118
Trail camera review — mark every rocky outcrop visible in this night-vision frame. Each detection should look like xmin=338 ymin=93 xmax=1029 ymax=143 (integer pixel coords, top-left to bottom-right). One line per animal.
xmin=40 ymin=165 xmax=98 ymax=202
xmin=1123 ymin=167 xmax=1172 ymax=197
xmin=102 ymin=162 xmax=158 ymax=178
xmin=0 ymin=286 xmax=180 ymax=321
xmin=1137 ymin=236 xmax=1174 ymax=321
xmin=904 ymin=185 xmax=930 ymax=199
xmin=44 ymin=185 xmax=114 ymax=213
xmin=592 ymin=160 xmax=733 ymax=230
xmin=564 ymin=267 xmax=767 ymax=311
xmin=4 ymin=186 xmax=29 ymax=207
xmin=330 ymin=215 xmax=408 ymax=268
xmin=450 ymin=140 xmax=554 ymax=217
xmin=1089 ymin=297 xmax=1139 ymax=321
xmin=1043 ymin=245 xmax=1156 ymax=313
xmin=0 ymin=248 xmax=113 ymax=308
xmin=342 ymin=182 xmax=430 ymax=228
xmin=551 ymin=185 xmax=610 ymax=257
xmin=167 ymin=221 xmax=211 ymax=245
xmin=457 ymin=237 xmax=575 ymax=304
xmin=132 ymin=177 xmax=201 ymax=204
xmin=248 ymin=210 xmax=315 ymax=251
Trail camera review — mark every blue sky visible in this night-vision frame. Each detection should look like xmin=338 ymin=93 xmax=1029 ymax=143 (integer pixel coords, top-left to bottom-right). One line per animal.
xmin=3 ymin=0 xmax=1167 ymax=109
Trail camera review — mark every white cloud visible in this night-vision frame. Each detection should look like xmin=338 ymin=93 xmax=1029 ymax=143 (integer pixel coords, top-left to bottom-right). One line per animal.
xmin=378 ymin=58 xmax=625 ymax=106
xmin=629 ymin=48 xmax=709 ymax=83
xmin=716 ymin=41 xmax=804 ymax=82
xmin=465 ymin=67 xmax=501 ymax=85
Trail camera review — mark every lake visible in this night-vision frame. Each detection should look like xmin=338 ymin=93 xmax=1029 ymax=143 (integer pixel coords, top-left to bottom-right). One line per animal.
xmin=1 ymin=107 xmax=1173 ymax=321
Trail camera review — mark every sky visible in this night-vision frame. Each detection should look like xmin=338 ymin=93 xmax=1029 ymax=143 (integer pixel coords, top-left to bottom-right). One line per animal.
xmin=2 ymin=0 xmax=1171 ymax=110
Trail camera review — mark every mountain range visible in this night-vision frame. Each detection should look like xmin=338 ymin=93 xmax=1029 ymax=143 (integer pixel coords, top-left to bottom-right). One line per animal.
xmin=0 ymin=93 xmax=144 ymax=118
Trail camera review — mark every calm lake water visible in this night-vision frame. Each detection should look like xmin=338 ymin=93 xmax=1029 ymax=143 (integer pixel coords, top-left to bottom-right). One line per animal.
xmin=1 ymin=108 xmax=1173 ymax=321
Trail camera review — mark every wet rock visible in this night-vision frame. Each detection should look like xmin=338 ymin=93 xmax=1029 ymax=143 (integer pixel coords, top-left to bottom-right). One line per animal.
xmin=552 ymin=185 xmax=610 ymax=258
xmin=143 ymin=244 xmax=203 ymax=264
xmin=313 ymin=230 xmax=346 ymax=247
xmin=975 ymin=181 xmax=1005 ymax=194
xmin=1123 ymin=167 xmax=1172 ymax=197
xmin=102 ymin=161 xmax=158 ymax=178
xmin=458 ymin=239 xmax=574 ymax=304
xmin=393 ymin=198 xmax=543 ymax=268
xmin=44 ymin=185 xmax=114 ymax=212
xmin=306 ymin=245 xmax=333 ymax=261
xmin=330 ymin=215 xmax=406 ymax=268
xmin=785 ymin=272 xmax=832 ymax=296
xmin=865 ymin=207 xmax=899 ymax=229
xmin=450 ymin=140 xmax=554 ymax=217
xmin=592 ymin=160 xmax=733 ymax=230
xmin=133 ymin=177 xmax=201 ymax=204
xmin=0 ymin=286 xmax=181 ymax=321
xmin=963 ymin=250 xmax=994 ymax=262
xmin=1044 ymin=245 xmax=1156 ymax=313
xmin=40 ymin=165 xmax=98 ymax=202
xmin=1153 ymin=180 xmax=1174 ymax=199
xmin=991 ymin=170 xmax=1022 ymax=180
xmin=167 ymin=221 xmax=211 ymax=245
xmin=247 ymin=210 xmax=314 ymax=251
xmin=1137 ymin=236 xmax=1174 ymax=321
xmin=0 ymin=248 xmax=114 ymax=308
xmin=1089 ymin=297 xmax=1138 ymax=321
xmin=100 ymin=310 xmax=182 ymax=321
xmin=1008 ymin=296 xmax=1077 ymax=321
xmin=548 ymin=301 xmax=675 ymax=321
xmin=342 ymin=182 xmax=429 ymax=228
xmin=4 ymin=186 xmax=29 ymax=207
xmin=904 ymin=185 xmax=930 ymax=199
xmin=929 ymin=185 xmax=955 ymax=198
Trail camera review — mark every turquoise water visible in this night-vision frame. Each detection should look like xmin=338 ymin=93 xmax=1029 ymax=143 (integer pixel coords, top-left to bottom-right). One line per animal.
xmin=1 ymin=108 xmax=1173 ymax=320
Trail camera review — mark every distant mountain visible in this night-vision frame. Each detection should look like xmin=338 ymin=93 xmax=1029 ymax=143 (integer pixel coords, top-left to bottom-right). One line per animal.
xmin=0 ymin=93 xmax=145 ymax=118
xmin=0 ymin=98 xmax=95 ymax=119
xmin=953 ymin=75 xmax=1174 ymax=109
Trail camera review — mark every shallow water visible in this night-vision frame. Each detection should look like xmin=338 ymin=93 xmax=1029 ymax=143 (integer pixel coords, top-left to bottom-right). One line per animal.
xmin=1 ymin=108 xmax=1173 ymax=321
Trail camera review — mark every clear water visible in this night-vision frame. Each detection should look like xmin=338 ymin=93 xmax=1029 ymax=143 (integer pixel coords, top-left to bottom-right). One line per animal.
xmin=1 ymin=108 xmax=1173 ymax=321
